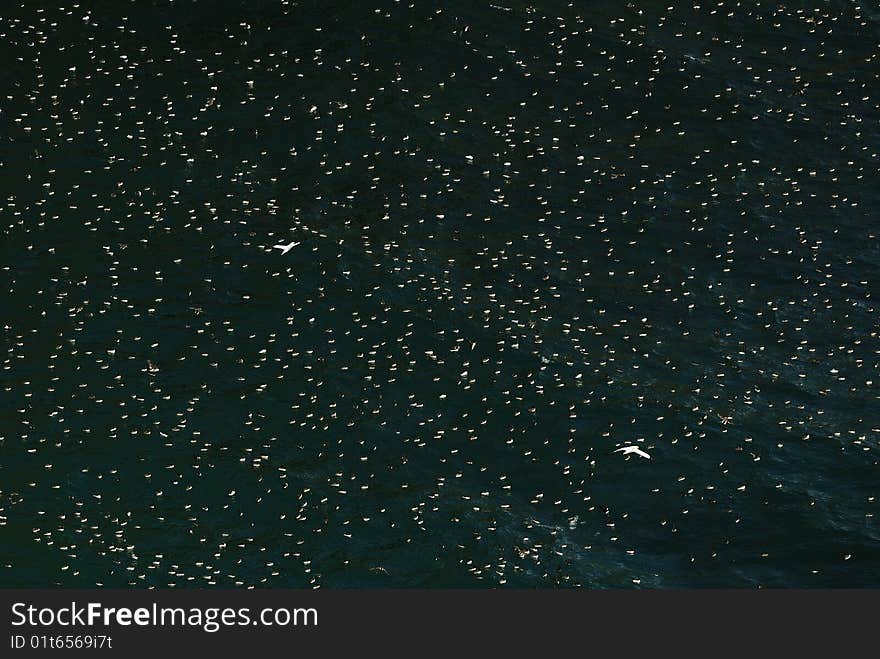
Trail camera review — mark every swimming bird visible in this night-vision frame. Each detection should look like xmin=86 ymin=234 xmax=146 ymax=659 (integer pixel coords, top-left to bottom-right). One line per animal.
xmin=614 ymin=446 xmax=652 ymax=460
xmin=272 ymin=241 xmax=300 ymax=255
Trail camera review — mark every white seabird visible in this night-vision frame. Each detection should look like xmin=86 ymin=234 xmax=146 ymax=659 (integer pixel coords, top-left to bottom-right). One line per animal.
xmin=614 ymin=446 xmax=652 ymax=460
xmin=272 ymin=241 xmax=300 ymax=255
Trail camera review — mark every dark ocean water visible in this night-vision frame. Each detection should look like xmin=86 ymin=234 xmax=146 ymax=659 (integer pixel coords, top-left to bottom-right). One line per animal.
xmin=1 ymin=0 xmax=878 ymax=587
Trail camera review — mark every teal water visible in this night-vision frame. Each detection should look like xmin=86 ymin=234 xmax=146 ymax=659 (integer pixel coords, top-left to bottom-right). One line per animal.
xmin=1 ymin=0 xmax=878 ymax=587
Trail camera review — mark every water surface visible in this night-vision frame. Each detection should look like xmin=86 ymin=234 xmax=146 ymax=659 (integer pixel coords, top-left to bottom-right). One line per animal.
xmin=1 ymin=0 xmax=878 ymax=587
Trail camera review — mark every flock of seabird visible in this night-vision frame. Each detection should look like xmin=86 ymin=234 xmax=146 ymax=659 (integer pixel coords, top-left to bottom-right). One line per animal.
xmin=0 ymin=1 xmax=877 ymax=587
